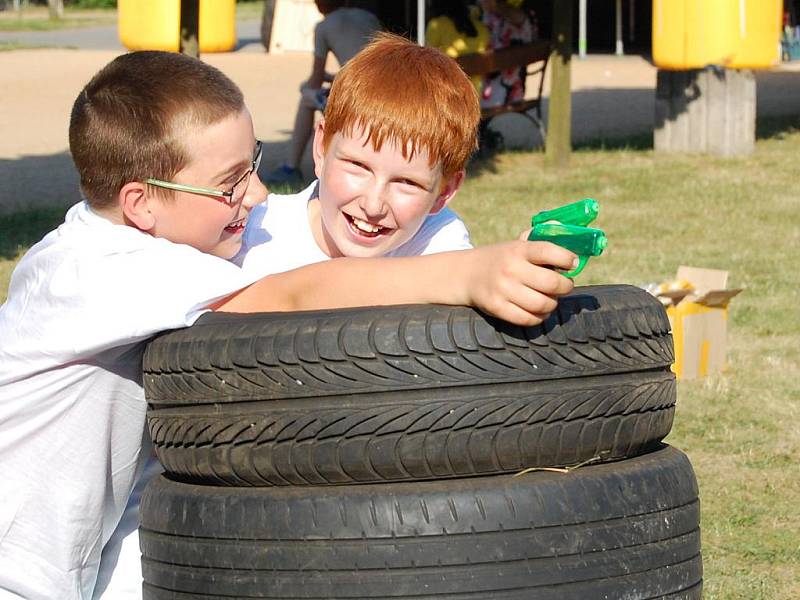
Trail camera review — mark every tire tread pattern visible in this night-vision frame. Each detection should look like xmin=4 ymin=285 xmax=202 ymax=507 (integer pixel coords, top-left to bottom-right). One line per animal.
xmin=140 ymin=446 xmax=702 ymax=599
xmin=148 ymin=372 xmax=675 ymax=485
xmin=143 ymin=285 xmax=673 ymax=406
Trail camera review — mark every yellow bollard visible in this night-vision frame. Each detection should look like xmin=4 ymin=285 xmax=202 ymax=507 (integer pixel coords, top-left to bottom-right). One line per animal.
xmin=118 ymin=0 xmax=236 ymax=53
xmin=653 ymin=0 xmax=781 ymax=70
xmin=728 ymin=0 xmax=782 ymax=69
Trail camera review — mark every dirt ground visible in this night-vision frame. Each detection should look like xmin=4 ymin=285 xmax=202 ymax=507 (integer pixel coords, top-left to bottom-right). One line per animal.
xmin=1 ymin=48 xmax=799 ymax=214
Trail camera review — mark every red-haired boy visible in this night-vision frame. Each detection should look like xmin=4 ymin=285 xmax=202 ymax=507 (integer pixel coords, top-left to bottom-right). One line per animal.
xmin=238 ymin=32 xmax=482 ymax=271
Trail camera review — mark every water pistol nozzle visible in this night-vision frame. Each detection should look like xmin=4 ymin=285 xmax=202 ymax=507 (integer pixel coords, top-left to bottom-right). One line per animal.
xmin=531 ymin=198 xmax=599 ymax=228
xmin=527 ymin=199 xmax=607 ymax=278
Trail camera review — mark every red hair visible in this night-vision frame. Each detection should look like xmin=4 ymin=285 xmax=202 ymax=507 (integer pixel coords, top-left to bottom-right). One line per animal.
xmin=323 ymin=32 xmax=480 ymax=177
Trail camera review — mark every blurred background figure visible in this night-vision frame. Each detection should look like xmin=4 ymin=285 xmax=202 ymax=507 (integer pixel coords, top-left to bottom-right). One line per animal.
xmin=477 ymin=0 xmax=538 ymax=107
xmin=264 ymin=0 xmax=381 ymax=187
xmin=425 ymin=0 xmax=490 ymax=94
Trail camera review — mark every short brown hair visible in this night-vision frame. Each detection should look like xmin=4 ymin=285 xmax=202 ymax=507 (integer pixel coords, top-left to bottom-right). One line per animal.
xmin=323 ymin=32 xmax=480 ymax=177
xmin=69 ymin=51 xmax=244 ymax=209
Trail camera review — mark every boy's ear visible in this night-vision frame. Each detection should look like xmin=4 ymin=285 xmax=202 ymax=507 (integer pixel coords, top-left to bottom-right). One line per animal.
xmin=430 ymin=170 xmax=465 ymax=214
xmin=312 ymin=119 xmax=327 ymax=180
xmin=118 ymin=181 xmax=156 ymax=231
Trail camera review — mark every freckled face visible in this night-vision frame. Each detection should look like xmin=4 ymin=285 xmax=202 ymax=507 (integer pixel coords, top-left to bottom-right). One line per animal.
xmin=311 ymin=125 xmax=457 ymax=258
xmin=147 ymin=108 xmax=267 ymax=259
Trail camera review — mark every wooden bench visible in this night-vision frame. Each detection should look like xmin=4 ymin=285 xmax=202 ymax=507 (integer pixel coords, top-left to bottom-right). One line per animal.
xmin=456 ymin=41 xmax=551 ymax=150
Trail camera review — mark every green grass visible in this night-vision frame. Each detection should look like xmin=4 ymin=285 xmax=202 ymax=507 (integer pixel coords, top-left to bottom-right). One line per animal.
xmin=455 ymin=117 xmax=800 ymax=599
xmin=0 ymin=40 xmax=35 ymax=50
xmin=0 ymin=7 xmax=116 ymax=31
xmin=2 ymin=117 xmax=799 ymax=597
xmin=0 ymin=2 xmax=264 ymax=32
xmin=236 ymin=0 xmax=266 ymax=21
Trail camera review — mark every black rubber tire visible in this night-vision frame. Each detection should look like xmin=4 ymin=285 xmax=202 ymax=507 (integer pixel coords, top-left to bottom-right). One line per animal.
xmin=143 ymin=284 xmax=674 ymax=406
xmin=148 ymin=369 xmax=675 ymax=485
xmin=144 ymin=284 xmax=675 ymax=485
xmin=140 ymin=445 xmax=702 ymax=599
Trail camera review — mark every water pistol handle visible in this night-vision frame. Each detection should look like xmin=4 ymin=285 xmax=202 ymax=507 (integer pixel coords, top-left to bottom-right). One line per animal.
xmin=527 ymin=222 xmax=608 ymax=278
xmin=531 ymin=198 xmax=599 ymax=228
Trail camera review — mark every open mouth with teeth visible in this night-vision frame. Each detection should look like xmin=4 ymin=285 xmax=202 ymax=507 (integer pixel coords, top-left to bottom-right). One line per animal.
xmin=345 ymin=213 xmax=392 ymax=239
xmin=224 ymin=217 xmax=247 ymax=234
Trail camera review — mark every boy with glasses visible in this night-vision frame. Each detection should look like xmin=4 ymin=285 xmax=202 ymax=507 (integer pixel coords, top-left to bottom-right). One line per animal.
xmin=0 ymin=50 xmax=575 ymax=598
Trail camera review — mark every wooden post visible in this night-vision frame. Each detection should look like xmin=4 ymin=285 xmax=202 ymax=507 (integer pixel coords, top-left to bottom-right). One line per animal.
xmin=180 ymin=0 xmax=200 ymax=58
xmin=545 ymin=0 xmax=574 ymax=169
xmin=654 ymin=67 xmax=756 ymax=156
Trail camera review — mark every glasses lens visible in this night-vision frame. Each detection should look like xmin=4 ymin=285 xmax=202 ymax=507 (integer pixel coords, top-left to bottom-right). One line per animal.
xmin=228 ymin=142 xmax=263 ymax=205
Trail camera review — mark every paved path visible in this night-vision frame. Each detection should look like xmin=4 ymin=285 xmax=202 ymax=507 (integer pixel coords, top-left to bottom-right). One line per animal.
xmin=0 ymin=19 xmax=263 ymax=52
xmin=1 ymin=22 xmax=799 ymax=214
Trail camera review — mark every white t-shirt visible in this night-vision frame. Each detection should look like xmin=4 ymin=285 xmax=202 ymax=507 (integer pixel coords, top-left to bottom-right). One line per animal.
xmin=235 ymin=181 xmax=473 ymax=278
xmin=0 ymin=201 xmax=258 ymax=599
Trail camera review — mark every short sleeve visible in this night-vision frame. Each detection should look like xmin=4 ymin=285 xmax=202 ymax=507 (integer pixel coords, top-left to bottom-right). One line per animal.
xmin=389 ymin=208 xmax=473 ymax=257
xmin=0 ymin=233 xmax=259 ymax=380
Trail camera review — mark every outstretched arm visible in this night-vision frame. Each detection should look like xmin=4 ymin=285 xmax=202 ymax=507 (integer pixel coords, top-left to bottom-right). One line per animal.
xmin=215 ymin=241 xmax=577 ymax=326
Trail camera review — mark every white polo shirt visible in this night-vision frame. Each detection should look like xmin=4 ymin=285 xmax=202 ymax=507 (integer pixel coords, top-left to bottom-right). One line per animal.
xmin=0 ymin=201 xmax=256 ymax=599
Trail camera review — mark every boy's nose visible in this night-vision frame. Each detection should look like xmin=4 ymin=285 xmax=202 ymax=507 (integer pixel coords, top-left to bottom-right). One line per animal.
xmin=360 ymin=185 xmax=388 ymax=217
xmin=243 ymin=171 xmax=268 ymax=210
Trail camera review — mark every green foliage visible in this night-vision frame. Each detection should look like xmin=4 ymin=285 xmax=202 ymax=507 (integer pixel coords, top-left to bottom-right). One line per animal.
xmin=65 ymin=0 xmax=116 ymax=8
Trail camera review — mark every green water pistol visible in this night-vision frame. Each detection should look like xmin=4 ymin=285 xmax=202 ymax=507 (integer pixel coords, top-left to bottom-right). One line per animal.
xmin=527 ymin=198 xmax=608 ymax=278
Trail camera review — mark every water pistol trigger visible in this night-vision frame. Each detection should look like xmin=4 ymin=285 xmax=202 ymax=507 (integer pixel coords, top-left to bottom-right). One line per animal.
xmin=562 ymin=255 xmax=589 ymax=279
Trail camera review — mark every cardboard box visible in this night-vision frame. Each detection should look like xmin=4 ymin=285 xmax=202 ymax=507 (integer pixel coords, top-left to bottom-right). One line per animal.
xmin=655 ymin=266 xmax=743 ymax=380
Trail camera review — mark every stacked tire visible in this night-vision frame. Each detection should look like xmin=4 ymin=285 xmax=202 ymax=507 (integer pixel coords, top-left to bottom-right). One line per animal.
xmin=141 ymin=284 xmax=702 ymax=599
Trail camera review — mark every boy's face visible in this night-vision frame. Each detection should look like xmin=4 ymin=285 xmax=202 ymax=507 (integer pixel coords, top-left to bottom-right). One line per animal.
xmin=311 ymin=122 xmax=463 ymax=258
xmin=145 ymin=108 xmax=267 ymax=259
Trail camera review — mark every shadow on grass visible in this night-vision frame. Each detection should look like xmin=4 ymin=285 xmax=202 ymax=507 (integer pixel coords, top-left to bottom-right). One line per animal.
xmin=0 ymin=206 xmax=66 ymax=260
xmin=756 ymin=114 xmax=800 ymax=140
xmin=572 ymin=113 xmax=800 ymax=151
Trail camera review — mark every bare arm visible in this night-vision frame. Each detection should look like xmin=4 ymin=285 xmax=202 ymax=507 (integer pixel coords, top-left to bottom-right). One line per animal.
xmin=216 ymin=241 xmax=577 ymax=326
xmin=306 ymin=55 xmax=328 ymax=89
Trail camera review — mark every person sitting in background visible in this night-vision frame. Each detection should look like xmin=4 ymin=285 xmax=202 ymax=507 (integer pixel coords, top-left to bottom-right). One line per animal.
xmin=477 ymin=0 xmax=538 ymax=108
xmin=263 ymin=0 xmax=381 ymax=188
xmin=424 ymin=0 xmax=490 ymax=95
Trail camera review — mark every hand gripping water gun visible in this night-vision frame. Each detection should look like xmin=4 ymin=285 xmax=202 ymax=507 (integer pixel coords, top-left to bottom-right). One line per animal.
xmin=527 ymin=198 xmax=608 ymax=278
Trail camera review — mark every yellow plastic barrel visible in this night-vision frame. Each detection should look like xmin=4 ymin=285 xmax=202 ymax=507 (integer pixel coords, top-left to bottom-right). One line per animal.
xmin=728 ymin=0 xmax=782 ymax=69
xmin=653 ymin=0 xmax=739 ymax=69
xmin=653 ymin=0 xmax=781 ymax=70
xmin=118 ymin=0 xmax=236 ymax=53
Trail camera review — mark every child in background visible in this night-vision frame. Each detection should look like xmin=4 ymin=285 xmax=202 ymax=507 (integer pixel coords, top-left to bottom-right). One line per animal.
xmin=238 ymin=33 xmax=478 ymax=273
xmin=0 ymin=50 xmax=576 ymax=599
xmin=478 ymin=0 xmax=538 ymax=107
xmin=425 ymin=0 xmax=490 ymax=95
xmin=263 ymin=0 xmax=382 ymax=186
